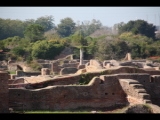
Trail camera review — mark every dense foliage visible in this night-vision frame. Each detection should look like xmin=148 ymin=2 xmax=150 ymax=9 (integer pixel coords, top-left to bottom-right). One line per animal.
xmin=31 ymin=40 xmax=65 ymax=60
xmin=0 ymin=15 xmax=55 ymax=40
xmin=24 ymin=24 xmax=45 ymax=42
xmin=118 ymin=20 xmax=156 ymax=39
xmin=0 ymin=16 xmax=159 ymax=64
xmin=57 ymin=17 xmax=76 ymax=37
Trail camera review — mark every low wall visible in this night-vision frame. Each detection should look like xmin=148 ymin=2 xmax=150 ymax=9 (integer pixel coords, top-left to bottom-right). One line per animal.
xmin=0 ymin=71 xmax=9 ymax=113
xmin=9 ymin=75 xmax=128 ymax=111
xmin=148 ymin=75 xmax=160 ymax=106
xmin=10 ymin=66 xmax=160 ymax=89
xmin=9 ymin=71 xmax=160 ymax=111
xmin=8 ymin=78 xmax=24 ymax=84
xmin=16 ymin=70 xmax=41 ymax=77
xmin=60 ymin=67 xmax=78 ymax=75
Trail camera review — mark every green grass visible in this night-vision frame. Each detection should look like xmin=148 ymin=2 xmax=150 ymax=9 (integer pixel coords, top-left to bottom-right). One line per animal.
xmin=22 ymin=110 xmax=97 ymax=114
xmin=18 ymin=106 xmax=128 ymax=114
xmin=13 ymin=105 xmax=131 ymax=114
xmin=8 ymin=70 xmax=16 ymax=74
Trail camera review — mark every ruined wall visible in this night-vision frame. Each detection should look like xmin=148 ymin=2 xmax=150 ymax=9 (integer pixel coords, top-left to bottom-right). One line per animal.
xmin=41 ymin=68 xmax=50 ymax=75
xmin=60 ymin=67 xmax=78 ymax=75
xmin=9 ymin=66 xmax=160 ymax=89
xmin=9 ymin=75 xmax=127 ymax=111
xmin=8 ymin=78 xmax=24 ymax=84
xmin=0 ymin=71 xmax=9 ymax=113
xmin=148 ymin=75 xmax=160 ymax=106
xmin=8 ymin=69 xmax=160 ymax=111
xmin=51 ymin=61 xmax=61 ymax=74
xmin=41 ymin=63 xmax=52 ymax=69
xmin=30 ymin=74 xmax=81 ymax=88
xmin=86 ymin=59 xmax=104 ymax=71
xmin=7 ymin=64 xmax=17 ymax=71
xmin=16 ymin=70 xmax=41 ymax=77
xmin=62 ymin=63 xmax=79 ymax=68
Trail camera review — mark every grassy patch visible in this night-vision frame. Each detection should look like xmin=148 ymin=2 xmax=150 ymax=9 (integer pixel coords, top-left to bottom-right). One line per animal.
xmin=8 ymin=70 xmax=16 ymax=74
xmin=23 ymin=110 xmax=94 ymax=114
xmin=22 ymin=105 xmax=129 ymax=114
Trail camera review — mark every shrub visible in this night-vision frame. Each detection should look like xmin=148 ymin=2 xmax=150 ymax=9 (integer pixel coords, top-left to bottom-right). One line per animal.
xmin=125 ymin=104 xmax=153 ymax=113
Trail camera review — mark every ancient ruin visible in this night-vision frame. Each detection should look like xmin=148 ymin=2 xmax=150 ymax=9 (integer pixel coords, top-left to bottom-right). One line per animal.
xmin=1 ymin=53 xmax=160 ymax=113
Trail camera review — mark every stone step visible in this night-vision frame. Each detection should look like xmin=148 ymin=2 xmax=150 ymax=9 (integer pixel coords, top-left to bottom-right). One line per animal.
xmin=143 ymin=99 xmax=152 ymax=104
xmin=119 ymin=79 xmax=139 ymax=84
xmin=135 ymin=89 xmax=147 ymax=93
xmin=138 ymin=93 xmax=150 ymax=99
xmin=130 ymin=84 xmax=144 ymax=89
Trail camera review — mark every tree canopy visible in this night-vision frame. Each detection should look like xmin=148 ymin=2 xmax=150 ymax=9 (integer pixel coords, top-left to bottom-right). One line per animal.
xmin=24 ymin=24 xmax=45 ymax=42
xmin=77 ymin=19 xmax=102 ymax=37
xmin=31 ymin=40 xmax=65 ymax=60
xmin=35 ymin=15 xmax=55 ymax=32
xmin=0 ymin=18 xmax=25 ymax=40
xmin=118 ymin=20 xmax=156 ymax=39
xmin=57 ymin=17 xmax=76 ymax=37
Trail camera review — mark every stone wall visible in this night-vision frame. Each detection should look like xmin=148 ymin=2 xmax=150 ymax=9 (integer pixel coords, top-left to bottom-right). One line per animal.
xmin=51 ymin=61 xmax=61 ymax=74
xmin=61 ymin=63 xmax=79 ymax=68
xmin=8 ymin=66 xmax=160 ymax=111
xmin=0 ymin=71 xmax=9 ymax=113
xmin=16 ymin=70 xmax=41 ymax=77
xmin=41 ymin=68 xmax=50 ymax=75
xmin=8 ymin=64 xmax=17 ymax=71
xmin=9 ymin=75 xmax=127 ymax=111
xmin=147 ymin=75 xmax=160 ymax=106
xmin=8 ymin=78 xmax=24 ymax=84
xmin=60 ymin=67 xmax=78 ymax=75
xmin=87 ymin=59 xmax=104 ymax=71
xmin=9 ymin=66 xmax=160 ymax=89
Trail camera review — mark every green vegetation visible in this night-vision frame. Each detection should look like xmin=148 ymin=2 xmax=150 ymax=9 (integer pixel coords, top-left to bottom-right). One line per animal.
xmin=118 ymin=19 xmax=156 ymax=39
xmin=24 ymin=24 xmax=45 ymax=42
xmin=23 ymin=110 xmax=93 ymax=114
xmin=79 ymin=73 xmax=92 ymax=85
xmin=125 ymin=104 xmax=153 ymax=113
xmin=31 ymin=40 xmax=65 ymax=60
xmin=27 ymin=60 xmax=43 ymax=71
xmin=8 ymin=70 xmax=16 ymax=74
xmin=0 ymin=16 xmax=159 ymax=66
xmin=11 ymin=104 xmax=155 ymax=114
xmin=57 ymin=17 xmax=76 ymax=37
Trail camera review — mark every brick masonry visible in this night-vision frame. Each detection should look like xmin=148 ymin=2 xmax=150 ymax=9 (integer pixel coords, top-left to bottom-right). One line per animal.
xmin=4 ymin=66 xmax=160 ymax=112
xmin=0 ymin=71 xmax=9 ymax=113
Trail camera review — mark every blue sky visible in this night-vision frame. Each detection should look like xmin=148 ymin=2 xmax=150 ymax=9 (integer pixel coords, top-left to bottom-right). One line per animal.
xmin=0 ymin=7 xmax=160 ymax=27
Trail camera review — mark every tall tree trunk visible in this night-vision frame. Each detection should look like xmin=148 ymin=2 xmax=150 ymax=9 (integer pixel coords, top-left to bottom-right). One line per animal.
xmin=79 ymin=47 xmax=83 ymax=65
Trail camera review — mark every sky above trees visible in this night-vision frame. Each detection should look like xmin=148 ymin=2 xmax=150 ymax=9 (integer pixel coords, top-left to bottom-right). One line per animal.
xmin=0 ymin=7 xmax=160 ymax=27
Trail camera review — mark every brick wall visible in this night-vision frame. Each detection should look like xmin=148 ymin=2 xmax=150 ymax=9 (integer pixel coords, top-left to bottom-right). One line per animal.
xmin=0 ymin=71 xmax=9 ymax=113
xmin=8 ymin=66 xmax=160 ymax=111
xmin=9 ymin=66 xmax=160 ymax=89
xmin=9 ymin=75 xmax=127 ymax=111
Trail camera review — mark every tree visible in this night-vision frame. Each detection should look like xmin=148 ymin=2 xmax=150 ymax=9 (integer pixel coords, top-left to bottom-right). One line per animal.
xmin=31 ymin=40 xmax=65 ymax=60
xmin=76 ymin=19 xmax=102 ymax=37
xmin=35 ymin=15 xmax=55 ymax=32
xmin=24 ymin=24 xmax=45 ymax=42
xmin=112 ymin=22 xmax=125 ymax=35
xmin=0 ymin=18 xmax=25 ymax=40
xmin=0 ymin=41 xmax=5 ymax=50
xmin=112 ymin=40 xmax=130 ymax=59
xmin=70 ymin=29 xmax=88 ymax=65
xmin=118 ymin=20 xmax=156 ymax=39
xmin=57 ymin=17 xmax=76 ymax=37
xmin=11 ymin=46 xmax=26 ymax=57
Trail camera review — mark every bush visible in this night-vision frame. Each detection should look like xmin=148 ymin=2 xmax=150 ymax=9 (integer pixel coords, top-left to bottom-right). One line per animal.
xmin=27 ymin=60 xmax=43 ymax=71
xmin=125 ymin=104 xmax=153 ymax=113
